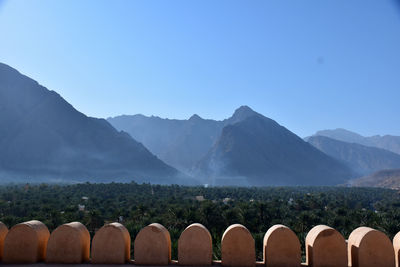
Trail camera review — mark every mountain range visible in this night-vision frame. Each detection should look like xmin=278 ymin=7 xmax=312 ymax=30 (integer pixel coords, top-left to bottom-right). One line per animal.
xmin=109 ymin=107 xmax=355 ymax=186
xmin=2 ymin=62 xmax=398 ymax=187
xmin=108 ymin=114 xmax=223 ymax=173
xmin=0 ymin=63 xmax=188 ymax=184
xmin=307 ymin=136 xmax=400 ymax=176
xmin=107 ymin=106 xmax=258 ymax=174
xmin=307 ymin=128 xmax=400 ymax=155
xmin=193 ymin=112 xmax=354 ymax=186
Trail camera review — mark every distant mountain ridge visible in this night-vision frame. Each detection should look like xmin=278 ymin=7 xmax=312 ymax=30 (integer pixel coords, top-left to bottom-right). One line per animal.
xmin=110 ymin=106 xmax=355 ymax=186
xmin=194 ymin=113 xmax=354 ymax=186
xmin=108 ymin=114 xmax=223 ymax=173
xmin=308 ymin=136 xmax=400 ymax=176
xmin=108 ymin=105 xmax=257 ymax=173
xmin=308 ymin=128 xmax=400 ymax=155
xmin=0 ymin=62 xmax=188 ymax=184
xmin=351 ymin=169 xmax=400 ymax=189
xmin=1 ymin=62 xmax=379 ymax=186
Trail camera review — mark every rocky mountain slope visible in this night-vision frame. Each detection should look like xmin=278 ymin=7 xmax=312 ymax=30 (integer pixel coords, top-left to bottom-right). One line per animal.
xmin=0 ymin=63 xmax=187 ymax=184
xmin=193 ymin=112 xmax=354 ymax=186
xmin=308 ymin=128 xmax=400 ymax=155
xmin=108 ymin=114 xmax=222 ymax=173
xmin=108 ymin=106 xmax=257 ymax=173
xmin=351 ymin=169 xmax=400 ymax=189
xmin=308 ymin=136 xmax=400 ymax=176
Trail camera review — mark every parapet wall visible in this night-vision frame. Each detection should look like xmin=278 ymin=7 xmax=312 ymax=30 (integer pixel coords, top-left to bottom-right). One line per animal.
xmin=0 ymin=220 xmax=399 ymax=266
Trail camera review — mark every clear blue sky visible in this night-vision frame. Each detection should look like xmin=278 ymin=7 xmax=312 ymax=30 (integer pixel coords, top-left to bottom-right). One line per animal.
xmin=0 ymin=0 xmax=399 ymax=137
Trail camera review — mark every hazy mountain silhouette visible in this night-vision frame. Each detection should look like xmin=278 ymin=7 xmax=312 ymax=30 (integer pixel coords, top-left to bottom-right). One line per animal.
xmin=308 ymin=128 xmax=400 ymax=155
xmin=110 ymin=106 xmax=354 ymax=186
xmin=0 ymin=63 xmax=187 ymax=184
xmin=308 ymin=136 xmax=400 ymax=176
xmin=351 ymin=169 xmax=400 ymax=189
xmin=108 ymin=105 xmax=259 ymax=173
xmin=193 ymin=112 xmax=354 ymax=186
xmin=108 ymin=114 xmax=223 ymax=173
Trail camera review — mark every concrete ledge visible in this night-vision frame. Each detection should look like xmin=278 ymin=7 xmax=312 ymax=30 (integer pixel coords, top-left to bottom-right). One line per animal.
xmin=0 ymin=261 xmax=267 ymax=266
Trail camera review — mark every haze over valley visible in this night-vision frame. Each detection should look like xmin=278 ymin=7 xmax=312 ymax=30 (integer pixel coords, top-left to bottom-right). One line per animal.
xmin=1 ymin=62 xmax=399 ymax=187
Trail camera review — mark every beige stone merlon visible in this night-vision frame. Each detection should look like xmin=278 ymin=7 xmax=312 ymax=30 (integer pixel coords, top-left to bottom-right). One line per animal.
xmin=46 ymin=222 xmax=90 ymax=264
xmin=178 ymin=223 xmax=213 ymax=266
xmin=0 ymin=220 xmax=400 ymax=266
xmin=0 ymin=221 xmax=8 ymax=261
xmin=348 ymin=226 xmax=395 ymax=267
xmin=2 ymin=220 xmax=50 ymax=263
xmin=91 ymin=222 xmax=131 ymax=264
xmin=306 ymin=225 xmax=347 ymax=267
xmin=393 ymin=231 xmax=400 ymax=267
xmin=134 ymin=223 xmax=171 ymax=265
xmin=264 ymin=224 xmax=301 ymax=267
xmin=221 ymin=224 xmax=256 ymax=267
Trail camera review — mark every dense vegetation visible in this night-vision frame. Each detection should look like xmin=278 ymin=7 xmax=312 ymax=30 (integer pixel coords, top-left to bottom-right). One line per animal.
xmin=1 ymin=182 xmax=400 ymax=260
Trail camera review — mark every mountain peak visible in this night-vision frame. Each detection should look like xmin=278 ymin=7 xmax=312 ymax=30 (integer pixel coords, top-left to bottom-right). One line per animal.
xmin=228 ymin=105 xmax=259 ymax=124
xmin=189 ymin=114 xmax=202 ymax=121
xmin=234 ymin=105 xmax=255 ymax=115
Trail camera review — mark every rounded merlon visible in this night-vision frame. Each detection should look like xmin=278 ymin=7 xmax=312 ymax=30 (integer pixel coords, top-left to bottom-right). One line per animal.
xmin=3 ymin=220 xmax=50 ymax=263
xmin=134 ymin=223 xmax=171 ymax=265
xmin=46 ymin=222 xmax=90 ymax=263
xmin=178 ymin=223 xmax=212 ymax=266
xmin=91 ymin=222 xmax=131 ymax=264
xmin=221 ymin=224 xmax=255 ymax=267
xmin=264 ymin=224 xmax=301 ymax=267
xmin=0 ymin=221 xmax=9 ymax=261
xmin=305 ymin=225 xmax=347 ymax=267
xmin=348 ymin=226 xmax=395 ymax=267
